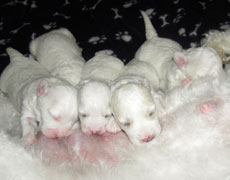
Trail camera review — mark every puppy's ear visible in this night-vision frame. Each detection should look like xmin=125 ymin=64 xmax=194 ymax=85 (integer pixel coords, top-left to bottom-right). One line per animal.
xmin=37 ymin=80 xmax=49 ymax=97
xmin=151 ymin=89 xmax=166 ymax=117
xmin=174 ymin=51 xmax=187 ymax=68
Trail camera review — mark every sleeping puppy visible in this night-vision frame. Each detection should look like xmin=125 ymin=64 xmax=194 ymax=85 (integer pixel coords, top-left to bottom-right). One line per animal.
xmin=110 ymin=57 xmax=163 ymax=145
xmin=0 ymin=48 xmax=79 ymax=144
xmin=79 ymin=50 xmax=124 ymax=135
xmin=111 ymin=76 xmax=162 ymax=146
xmin=135 ymin=11 xmax=182 ymax=90
xmin=29 ymin=27 xmax=85 ymax=86
xmin=172 ymin=47 xmax=223 ymax=89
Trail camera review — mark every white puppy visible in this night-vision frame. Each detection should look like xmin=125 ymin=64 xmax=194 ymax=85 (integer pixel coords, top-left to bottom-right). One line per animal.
xmin=111 ymin=58 xmax=163 ymax=145
xmin=0 ymin=48 xmax=79 ymax=144
xmin=201 ymin=28 xmax=230 ymax=64
xmin=172 ymin=47 xmax=224 ymax=89
xmin=135 ymin=11 xmax=182 ymax=90
xmin=29 ymin=28 xmax=85 ymax=86
xmin=79 ymin=50 xmax=124 ymax=135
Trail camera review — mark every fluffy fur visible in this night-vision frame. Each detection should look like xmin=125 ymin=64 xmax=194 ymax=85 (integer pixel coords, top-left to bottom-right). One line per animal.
xmin=135 ymin=11 xmax=182 ymax=90
xmin=201 ymin=28 xmax=230 ymax=64
xmin=171 ymin=46 xmax=224 ymax=90
xmin=110 ymin=57 xmax=163 ymax=145
xmin=1 ymin=73 xmax=230 ymax=179
xmin=29 ymin=28 xmax=85 ymax=86
xmin=78 ymin=50 xmax=124 ymax=135
xmin=0 ymin=48 xmax=79 ymax=144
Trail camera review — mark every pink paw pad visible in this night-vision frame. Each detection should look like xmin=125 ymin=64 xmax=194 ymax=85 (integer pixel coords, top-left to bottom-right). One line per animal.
xmin=201 ymin=100 xmax=219 ymax=114
xmin=183 ymin=77 xmax=192 ymax=85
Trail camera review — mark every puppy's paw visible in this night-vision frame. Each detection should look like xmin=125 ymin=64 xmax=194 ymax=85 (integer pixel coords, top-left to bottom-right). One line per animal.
xmin=106 ymin=120 xmax=121 ymax=134
xmin=24 ymin=134 xmax=36 ymax=145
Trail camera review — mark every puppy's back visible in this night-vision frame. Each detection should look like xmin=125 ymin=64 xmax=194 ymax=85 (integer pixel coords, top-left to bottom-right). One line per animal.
xmin=0 ymin=48 xmax=49 ymax=110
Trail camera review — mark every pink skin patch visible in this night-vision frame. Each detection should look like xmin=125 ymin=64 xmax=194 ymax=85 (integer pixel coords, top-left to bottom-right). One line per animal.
xmin=26 ymin=135 xmax=36 ymax=145
xmin=32 ymin=130 xmax=131 ymax=164
xmin=142 ymin=134 xmax=155 ymax=143
xmin=182 ymin=77 xmax=192 ymax=85
xmin=178 ymin=59 xmax=186 ymax=68
xmin=174 ymin=52 xmax=187 ymax=68
xmin=36 ymin=84 xmax=46 ymax=97
xmin=201 ymin=100 xmax=219 ymax=114
xmin=53 ymin=116 xmax=61 ymax=122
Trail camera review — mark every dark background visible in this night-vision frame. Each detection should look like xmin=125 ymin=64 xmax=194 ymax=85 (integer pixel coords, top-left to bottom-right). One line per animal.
xmin=0 ymin=0 xmax=229 ymax=73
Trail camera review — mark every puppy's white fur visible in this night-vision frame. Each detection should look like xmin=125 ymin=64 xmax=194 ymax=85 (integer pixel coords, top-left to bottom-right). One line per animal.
xmin=29 ymin=28 xmax=85 ymax=86
xmin=171 ymin=47 xmax=224 ymax=89
xmin=0 ymin=48 xmax=79 ymax=144
xmin=111 ymin=57 xmax=163 ymax=145
xmin=135 ymin=11 xmax=182 ymax=90
xmin=201 ymin=28 xmax=230 ymax=64
xmin=79 ymin=50 xmax=124 ymax=135
xmin=1 ymin=75 xmax=230 ymax=179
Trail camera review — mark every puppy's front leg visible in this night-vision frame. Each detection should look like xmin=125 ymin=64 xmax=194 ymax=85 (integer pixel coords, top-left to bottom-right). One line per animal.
xmin=20 ymin=105 xmax=39 ymax=145
xmin=105 ymin=118 xmax=121 ymax=134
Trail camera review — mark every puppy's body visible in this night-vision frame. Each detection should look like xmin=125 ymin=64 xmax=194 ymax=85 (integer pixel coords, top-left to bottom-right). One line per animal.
xmin=79 ymin=50 xmax=124 ymax=135
xmin=30 ymin=28 xmax=85 ymax=86
xmin=0 ymin=48 xmax=79 ymax=144
xmin=135 ymin=11 xmax=182 ymax=90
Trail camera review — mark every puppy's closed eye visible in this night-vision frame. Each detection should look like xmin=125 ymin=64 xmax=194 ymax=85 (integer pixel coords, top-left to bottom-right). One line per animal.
xmin=104 ymin=113 xmax=112 ymax=118
xmin=80 ymin=113 xmax=89 ymax=118
xmin=120 ymin=119 xmax=132 ymax=127
xmin=149 ymin=111 xmax=154 ymax=117
xmin=36 ymin=120 xmax=40 ymax=127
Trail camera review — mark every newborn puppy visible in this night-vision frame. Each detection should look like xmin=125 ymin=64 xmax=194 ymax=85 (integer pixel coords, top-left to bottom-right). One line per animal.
xmin=172 ymin=47 xmax=223 ymax=89
xmin=135 ymin=11 xmax=182 ymax=90
xmin=29 ymin=27 xmax=85 ymax=86
xmin=0 ymin=48 xmax=79 ymax=144
xmin=111 ymin=76 xmax=162 ymax=146
xmin=201 ymin=28 xmax=230 ymax=64
xmin=79 ymin=50 xmax=124 ymax=135
xmin=111 ymin=55 xmax=163 ymax=145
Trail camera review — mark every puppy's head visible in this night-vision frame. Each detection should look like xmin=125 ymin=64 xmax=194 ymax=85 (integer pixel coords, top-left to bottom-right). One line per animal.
xmin=111 ymin=82 xmax=161 ymax=145
xmin=78 ymin=80 xmax=113 ymax=135
xmin=36 ymin=80 xmax=79 ymax=138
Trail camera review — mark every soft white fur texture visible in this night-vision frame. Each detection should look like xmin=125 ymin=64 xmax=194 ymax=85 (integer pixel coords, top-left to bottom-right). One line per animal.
xmin=78 ymin=50 xmax=124 ymax=135
xmin=171 ymin=46 xmax=224 ymax=90
xmin=111 ymin=57 xmax=163 ymax=145
xmin=135 ymin=11 xmax=182 ymax=90
xmin=29 ymin=27 xmax=85 ymax=86
xmin=201 ymin=28 xmax=230 ymax=64
xmin=1 ymin=73 xmax=230 ymax=179
xmin=0 ymin=48 xmax=79 ymax=144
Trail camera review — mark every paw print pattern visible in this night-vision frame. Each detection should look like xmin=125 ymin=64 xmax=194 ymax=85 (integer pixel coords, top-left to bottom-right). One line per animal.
xmin=123 ymin=0 xmax=138 ymax=8
xmin=88 ymin=35 xmax=107 ymax=44
xmin=115 ymin=31 xmax=132 ymax=42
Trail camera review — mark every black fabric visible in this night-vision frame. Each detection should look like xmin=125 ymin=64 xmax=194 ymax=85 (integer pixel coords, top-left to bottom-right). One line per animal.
xmin=0 ymin=0 xmax=229 ymax=73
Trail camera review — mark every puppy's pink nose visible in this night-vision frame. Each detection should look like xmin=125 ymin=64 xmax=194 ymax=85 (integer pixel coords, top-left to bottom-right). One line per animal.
xmin=142 ymin=135 xmax=155 ymax=143
xmin=44 ymin=128 xmax=68 ymax=138
xmin=90 ymin=129 xmax=104 ymax=135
